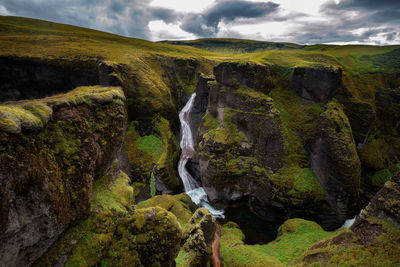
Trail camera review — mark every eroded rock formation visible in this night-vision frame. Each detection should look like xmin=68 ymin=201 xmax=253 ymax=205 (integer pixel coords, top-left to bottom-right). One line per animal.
xmin=0 ymin=86 xmax=127 ymax=266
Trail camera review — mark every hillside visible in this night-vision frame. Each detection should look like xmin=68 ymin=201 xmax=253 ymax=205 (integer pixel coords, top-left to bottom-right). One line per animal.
xmin=0 ymin=15 xmax=400 ymax=267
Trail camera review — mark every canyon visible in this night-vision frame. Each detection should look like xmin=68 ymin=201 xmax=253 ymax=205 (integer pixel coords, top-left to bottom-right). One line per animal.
xmin=0 ymin=15 xmax=400 ymax=266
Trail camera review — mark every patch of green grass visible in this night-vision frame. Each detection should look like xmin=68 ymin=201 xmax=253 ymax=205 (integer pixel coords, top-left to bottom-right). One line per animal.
xmin=220 ymin=219 xmax=338 ymax=266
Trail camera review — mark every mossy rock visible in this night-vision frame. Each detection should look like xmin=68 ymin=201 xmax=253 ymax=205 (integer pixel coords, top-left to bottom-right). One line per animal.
xmin=311 ymin=101 xmax=361 ymax=221
xmin=0 ymin=86 xmax=127 ymax=266
xmin=123 ymin=116 xmax=181 ymax=196
xmin=136 ymin=193 xmax=197 ymax=227
xmin=219 ymin=218 xmax=337 ymax=266
xmin=176 ymin=208 xmax=216 ymax=267
xmin=36 ymin=170 xmax=183 ymax=267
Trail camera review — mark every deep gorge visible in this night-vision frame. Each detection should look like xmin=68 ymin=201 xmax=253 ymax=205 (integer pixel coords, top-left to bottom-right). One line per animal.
xmin=1 ymin=15 xmax=400 ymax=267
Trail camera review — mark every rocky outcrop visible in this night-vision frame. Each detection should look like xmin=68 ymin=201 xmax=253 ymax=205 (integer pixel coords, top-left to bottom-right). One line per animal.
xmin=353 ymin=171 xmax=400 ymax=229
xmin=0 ymin=86 xmax=127 ymax=266
xmin=197 ymin=66 xmax=285 ymax=205
xmin=291 ymin=66 xmax=342 ymax=103
xmin=0 ymin=56 xmax=121 ymax=102
xmin=178 ymin=208 xmax=216 ymax=267
xmin=35 ymin=167 xmax=183 ymax=267
xmin=214 ymin=62 xmax=281 ymax=94
xmin=311 ymin=102 xmax=361 ymax=222
xmin=304 ymin=172 xmax=400 ymax=266
xmin=136 ymin=193 xmax=198 ymax=227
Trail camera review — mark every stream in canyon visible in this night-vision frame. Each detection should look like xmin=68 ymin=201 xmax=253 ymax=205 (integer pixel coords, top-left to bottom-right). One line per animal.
xmin=178 ymin=93 xmax=224 ymax=218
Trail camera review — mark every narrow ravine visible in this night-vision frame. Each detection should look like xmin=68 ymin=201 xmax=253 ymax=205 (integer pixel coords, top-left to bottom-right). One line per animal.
xmin=178 ymin=93 xmax=224 ymax=218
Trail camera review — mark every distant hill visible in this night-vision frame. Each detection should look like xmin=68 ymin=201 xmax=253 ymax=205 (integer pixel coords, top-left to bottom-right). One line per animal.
xmin=159 ymin=38 xmax=304 ymax=53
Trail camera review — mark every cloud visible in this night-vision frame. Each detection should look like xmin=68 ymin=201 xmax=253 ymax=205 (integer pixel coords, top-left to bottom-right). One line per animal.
xmin=0 ymin=0 xmax=179 ymax=39
xmin=307 ymin=0 xmax=400 ymax=44
xmin=181 ymin=0 xmax=282 ymax=37
xmin=0 ymin=0 xmax=399 ymax=44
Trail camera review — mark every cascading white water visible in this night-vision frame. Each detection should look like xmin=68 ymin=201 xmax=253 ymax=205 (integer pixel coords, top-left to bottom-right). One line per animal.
xmin=340 ymin=209 xmax=363 ymax=229
xmin=178 ymin=93 xmax=224 ymax=218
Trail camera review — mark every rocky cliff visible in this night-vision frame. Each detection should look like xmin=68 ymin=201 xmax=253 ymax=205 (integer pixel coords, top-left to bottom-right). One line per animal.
xmin=0 ymin=86 xmax=127 ymax=266
xmin=304 ymin=171 xmax=400 ymax=266
xmin=195 ymin=62 xmax=360 ymax=229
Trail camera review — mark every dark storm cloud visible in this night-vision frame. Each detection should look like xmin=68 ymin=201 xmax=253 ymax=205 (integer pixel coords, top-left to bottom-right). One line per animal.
xmin=0 ymin=0 xmax=178 ymax=39
xmin=0 ymin=0 xmax=399 ymax=44
xmin=332 ymin=0 xmax=400 ymax=10
xmin=273 ymin=0 xmax=400 ymax=44
xmin=181 ymin=0 xmax=281 ymax=37
xmin=323 ymin=0 xmax=400 ymax=23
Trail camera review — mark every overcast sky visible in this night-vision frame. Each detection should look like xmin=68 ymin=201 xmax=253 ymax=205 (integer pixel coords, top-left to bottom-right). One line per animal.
xmin=1 ymin=0 xmax=399 ymax=45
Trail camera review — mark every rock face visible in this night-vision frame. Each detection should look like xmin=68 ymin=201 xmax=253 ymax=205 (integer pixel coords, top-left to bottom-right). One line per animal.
xmin=343 ymin=101 xmax=375 ymax=145
xmin=197 ymin=63 xmax=285 ymax=207
xmin=353 ymin=171 xmax=400 ymax=229
xmin=291 ymin=66 xmax=342 ymax=103
xmin=35 ymin=168 xmax=183 ymax=267
xmin=195 ymin=62 xmax=365 ymax=229
xmin=304 ymin=172 xmax=400 ymax=266
xmin=214 ymin=62 xmax=281 ymax=93
xmin=179 ymin=208 xmax=216 ymax=267
xmin=0 ymin=56 xmax=120 ymax=102
xmin=311 ymin=102 xmax=361 ymax=222
xmin=0 ymin=86 xmax=127 ymax=266
xmin=375 ymin=87 xmax=400 ymax=135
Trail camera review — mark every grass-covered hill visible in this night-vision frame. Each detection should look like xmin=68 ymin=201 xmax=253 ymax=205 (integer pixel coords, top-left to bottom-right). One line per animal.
xmin=1 ymin=15 xmax=400 ymax=267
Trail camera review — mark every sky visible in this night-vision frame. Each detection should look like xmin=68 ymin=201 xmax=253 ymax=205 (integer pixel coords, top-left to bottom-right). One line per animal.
xmin=0 ymin=0 xmax=399 ymax=45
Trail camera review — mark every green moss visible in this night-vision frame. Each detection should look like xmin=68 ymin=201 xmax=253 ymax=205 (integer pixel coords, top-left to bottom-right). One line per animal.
xmin=36 ymin=171 xmax=183 ymax=266
xmin=227 ymin=156 xmax=259 ymax=176
xmin=53 ymin=126 xmax=80 ymax=159
xmin=366 ymin=165 xmax=399 ymax=190
xmin=0 ymin=105 xmax=45 ymax=134
xmin=220 ymin=218 xmax=338 ymax=266
xmin=201 ymin=110 xmax=219 ymax=131
xmin=203 ymin=121 xmax=248 ymax=145
xmin=236 ymin=85 xmax=270 ymax=100
xmin=46 ymin=86 xmax=125 ymax=107
xmin=136 ymin=194 xmax=196 ymax=227
xmin=263 ymin=219 xmax=338 ymax=265
xmin=270 ymin=166 xmax=326 ymax=202
xmin=91 ymin=170 xmax=134 ymax=214
xmin=137 ymin=135 xmax=164 ymax=162
xmin=305 ymin=219 xmax=400 ymax=266
xmin=270 ymin=88 xmax=324 ymax=167
xmin=360 ymin=138 xmax=391 ymax=170
xmin=0 ymin=86 xmax=124 ymax=135
xmin=124 ymin=116 xmax=181 ymax=193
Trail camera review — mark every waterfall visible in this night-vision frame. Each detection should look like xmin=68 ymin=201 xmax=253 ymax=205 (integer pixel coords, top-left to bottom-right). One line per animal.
xmin=340 ymin=209 xmax=363 ymax=229
xmin=178 ymin=93 xmax=224 ymax=218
